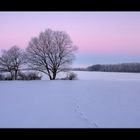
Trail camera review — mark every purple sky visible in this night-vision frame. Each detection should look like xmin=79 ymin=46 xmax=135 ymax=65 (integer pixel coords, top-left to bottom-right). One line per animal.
xmin=0 ymin=12 xmax=140 ymax=67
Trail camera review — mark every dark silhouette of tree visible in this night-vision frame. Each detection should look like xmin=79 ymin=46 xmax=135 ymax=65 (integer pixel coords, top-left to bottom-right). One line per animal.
xmin=26 ymin=29 xmax=78 ymax=80
xmin=0 ymin=46 xmax=25 ymax=80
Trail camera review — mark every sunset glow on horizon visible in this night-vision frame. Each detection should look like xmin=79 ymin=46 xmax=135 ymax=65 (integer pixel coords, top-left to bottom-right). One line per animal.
xmin=0 ymin=12 xmax=140 ymax=67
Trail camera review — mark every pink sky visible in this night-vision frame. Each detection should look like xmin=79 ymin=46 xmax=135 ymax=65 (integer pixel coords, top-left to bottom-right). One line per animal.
xmin=0 ymin=12 xmax=140 ymax=66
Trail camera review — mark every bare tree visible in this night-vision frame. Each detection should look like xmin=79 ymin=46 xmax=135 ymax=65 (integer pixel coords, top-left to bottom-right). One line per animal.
xmin=0 ymin=46 xmax=25 ymax=80
xmin=26 ymin=29 xmax=78 ymax=80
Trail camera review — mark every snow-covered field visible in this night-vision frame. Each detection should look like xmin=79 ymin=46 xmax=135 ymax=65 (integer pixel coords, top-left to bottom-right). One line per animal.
xmin=0 ymin=71 xmax=140 ymax=128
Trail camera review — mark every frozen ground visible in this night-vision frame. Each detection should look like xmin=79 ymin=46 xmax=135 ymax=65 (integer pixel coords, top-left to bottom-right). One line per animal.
xmin=0 ymin=71 xmax=140 ymax=128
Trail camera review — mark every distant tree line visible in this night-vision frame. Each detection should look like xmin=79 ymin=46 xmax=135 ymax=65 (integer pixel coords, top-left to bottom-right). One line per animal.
xmin=86 ymin=63 xmax=140 ymax=73
xmin=70 ymin=68 xmax=87 ymax=71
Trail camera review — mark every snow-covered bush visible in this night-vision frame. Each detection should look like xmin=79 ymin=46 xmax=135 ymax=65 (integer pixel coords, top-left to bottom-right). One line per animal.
xmin=18 ymin=72 xmax=42 ymax=80
xmin=0 ymin=74 xmax=5 ymax=80
xmin=65 ymin=72 xmax=78 ymax=80
xmin=0 ymin=73 xmax=13 ymax=80
xmin=56 ymin=72 xmax=78 ymax=80
xmin=5 ymin=75 xmax=13 ymax=80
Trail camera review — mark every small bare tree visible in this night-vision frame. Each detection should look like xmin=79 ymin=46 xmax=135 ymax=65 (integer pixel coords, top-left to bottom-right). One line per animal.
xmin=26 ymin=29 xmax=78 ymax=80
xmin=0 ymin=46 xmax=25 ymax=80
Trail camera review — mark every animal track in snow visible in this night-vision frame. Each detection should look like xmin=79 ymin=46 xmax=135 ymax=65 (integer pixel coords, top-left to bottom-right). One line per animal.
xmin=74 ymin=99 xmax=98 ymax=128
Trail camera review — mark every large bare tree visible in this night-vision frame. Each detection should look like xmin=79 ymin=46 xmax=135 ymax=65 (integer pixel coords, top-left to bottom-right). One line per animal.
xmin=0 ymin=46 xmax=25 ymax=80
xmin=26 ymin=29 xmax=78 ymax=80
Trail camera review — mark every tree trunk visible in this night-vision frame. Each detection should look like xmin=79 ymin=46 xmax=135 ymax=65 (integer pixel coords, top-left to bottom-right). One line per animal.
xmin=52 ymin=72 xmax=56 ymax=80
xmin=15 ymin=70 xmax=18 ymax=80
xmin=45 ymin=65 xmax=53 ymax=80
xmin=49 ymin=75 xmax=52 ymax=80
xmin=9 ymin=71 xmax=14 ymax=80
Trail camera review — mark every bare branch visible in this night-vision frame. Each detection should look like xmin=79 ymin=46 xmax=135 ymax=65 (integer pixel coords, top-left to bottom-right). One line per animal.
xmin=0 ymin=46 xmax=25 ymax=80
xmin=26 ymin=28 xmax=78 ymax=80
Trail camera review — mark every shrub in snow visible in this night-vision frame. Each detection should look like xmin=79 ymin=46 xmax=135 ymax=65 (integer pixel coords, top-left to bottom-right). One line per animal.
xmin=56 ymin=72 xmax=78 ymax=80
xmin=18 ymin=72 xmax=42 ymax=80
xmin=0 ymin=73 xmax=13 ymax=80
xmin=5 ymin=75 xmax=13 ymax=80
xmin=65 ymin=72 xmax=78 ymax=80
xmin=0 ymin=74 xmax=5 ymax=80
xmin=57 ymin=77 xmax=67 ymax=80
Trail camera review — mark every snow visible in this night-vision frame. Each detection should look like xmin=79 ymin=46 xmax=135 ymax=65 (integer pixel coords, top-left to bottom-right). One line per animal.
xmin=75 ymin=71 xmax=140 ymax=81
xmin=0 ymin=71 xmax=140 ymax=128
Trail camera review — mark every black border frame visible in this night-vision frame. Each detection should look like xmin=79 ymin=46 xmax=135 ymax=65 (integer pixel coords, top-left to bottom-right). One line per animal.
xmin=0 ymin=0 xmax=140 ymax=137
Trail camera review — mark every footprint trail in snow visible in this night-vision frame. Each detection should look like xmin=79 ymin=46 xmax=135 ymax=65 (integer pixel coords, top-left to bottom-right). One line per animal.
xmin=74 ymin=99 xmax=98 ymax=128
